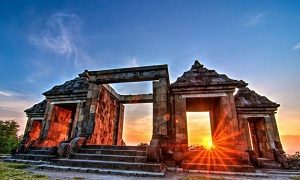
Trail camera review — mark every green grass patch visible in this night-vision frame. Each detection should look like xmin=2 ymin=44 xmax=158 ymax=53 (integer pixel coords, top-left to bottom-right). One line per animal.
xmin=290 ymin=176 xmax=300 ymax=180
xmin=0 ymin=162 xmax=49 ymax=180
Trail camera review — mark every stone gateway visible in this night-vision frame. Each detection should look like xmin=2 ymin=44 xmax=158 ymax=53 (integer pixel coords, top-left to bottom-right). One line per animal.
xmin=13 ymin=60 xmax=286 ymax=174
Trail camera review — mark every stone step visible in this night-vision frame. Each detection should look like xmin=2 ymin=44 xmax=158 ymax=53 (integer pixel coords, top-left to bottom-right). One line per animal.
xmin=183 ymin=157 xmax=239 ymax=165
xmin=4 ymin=158 xmax=50 ymax=165
xmin=30 ymin=146 xmax=56 ymax=151
xmin=181 ymin=163 xmax=255 ymax=172
xmin=83 ymin=145 xmax=147 ymax=151
xmin=258 ymin=158 xmax=275 ymax=163
xmin=78 ymin=148 xmax=146 ymax=156
xmin=184 ymin=150 xmax=239 ymax=159
xmin=12 ymin=154 xmax=57 ymax=161
xmin=52 ymin=159 xmax=163 ymax=173
xmin=37 ymin=164 xmax=165 ymax=177
xmin=70 ymin=153 xmax=146 ymax=163
xmin=29 ymin=150 xmax=55 ymax=155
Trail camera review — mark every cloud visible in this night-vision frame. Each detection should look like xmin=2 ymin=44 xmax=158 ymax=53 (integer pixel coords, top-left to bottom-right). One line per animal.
xmin=0 ymin=90 xmax=38 ymax=135
xmin=125 ymin=57 xmax=139 ymax=67
xmin=244 ymin=13 xmax=265 ymax=27
xmin=29 ymin=12 xmax=91 ymax=68
xmin=292 ymin=42 xmax=300 ymax=50
xmin=0 ymin=90 xmax=12 ymax=97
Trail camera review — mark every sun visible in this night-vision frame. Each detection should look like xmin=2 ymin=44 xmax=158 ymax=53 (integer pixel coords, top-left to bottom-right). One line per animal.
xmin=203 ymin=137 xmax=214 ymax=150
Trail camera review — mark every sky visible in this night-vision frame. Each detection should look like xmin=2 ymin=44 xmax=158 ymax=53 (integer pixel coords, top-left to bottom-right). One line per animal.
xmin=0 ymin=0 xmax=299 ymax=154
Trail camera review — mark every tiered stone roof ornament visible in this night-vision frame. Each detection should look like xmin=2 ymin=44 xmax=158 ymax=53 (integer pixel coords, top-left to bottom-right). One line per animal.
xmin=43 ymin=77 xmax=88 ymax=96
xmin=235 ymin=83 xmax=280 ymax=111
xmin=171 ymin=60 xmax=241 ymax=88
xmin=24 ymin=100 xmax=47 ymax=114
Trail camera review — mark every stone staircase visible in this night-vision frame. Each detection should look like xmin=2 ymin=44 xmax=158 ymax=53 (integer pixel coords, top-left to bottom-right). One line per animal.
xmin=258 ymin=158 xmax=281 ymax=169
xmin=5 ymin=146 xmax=57 ymax=164
xmin=181 ymin=150 xmax=255 ymax=172
xmin=38 ymin=145 xmax=165 ymax=177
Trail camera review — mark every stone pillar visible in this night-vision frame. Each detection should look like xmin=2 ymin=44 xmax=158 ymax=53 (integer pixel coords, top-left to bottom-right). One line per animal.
xmin=216 ymin=94 xmax=238 ymax=149
xmin=173 ymin=95 xmax=187 ymax=162
xmin=241 ymin=116 xmax=253 ymax=150
xmin=269 ymin=114 xmax=284 ymax=153
xmin=81 ymin=83 xmax=99 ymax=136
xmin=113 ymin=102 xmax=120 ymax=145
xmin=74 ymin=101 xmax=86 ymax=137
xmin=69 ymin=103 xmax=81 ymax=139
xmin=217 ymin=93 xmax=249 ymax=162
xmin=117 ymin=104 xmax=125 ymax=145
xmin=263 ymin=115 xmax=275 ymax=159
xmin=152 ymin=78 xmax=169 ymax=137
xmin=41 ymin=101 xmax=54 ymax=139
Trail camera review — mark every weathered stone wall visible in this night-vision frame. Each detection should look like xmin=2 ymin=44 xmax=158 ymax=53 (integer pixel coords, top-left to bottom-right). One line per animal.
xmin=27 ymin=120 xmax=42 ymax=143
xmin=37 ymin=105 xmax=73 ymax=147
xmin=86 ymin=85 xmax=124 ymax=145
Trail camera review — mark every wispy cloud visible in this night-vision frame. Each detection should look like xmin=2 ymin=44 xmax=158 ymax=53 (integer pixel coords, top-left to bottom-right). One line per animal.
xmin=125 ymin=56 xmax=139 ymax=67
xmin=0 ymin=91 xmax=12 ymax=97
xmin=0 ymin=90 xmax=38 ymax=134
xmin=292 ymin=42 xmax=300 ymax=50
xmin=244 ymin=13 xmax=265 ymax=27
xmin=29 ymin=12 xmax=91 ymax=67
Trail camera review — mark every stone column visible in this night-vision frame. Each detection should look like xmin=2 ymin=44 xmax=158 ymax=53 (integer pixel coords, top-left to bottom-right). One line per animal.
xmin=81 ymin=83 xmax=99 ymax=136
xmin=218 ymin=93 xmax=249 ymax=162
xmin=69 ymin=102 xmax=81 ymax=138
xmin=173 ymin=94 xmax=187 ymax=162
xmin=41 ymin=101 xmax=54 ymax=139
xmin=117 ymin=104 xmax=125 ymax=145
xmin=113 ymin=102 xmax=120 ymax=145
xmin=269 ymin=114 xmax=284 ymax=153
xmin=152 ymin=78 xmax=169 ymax=137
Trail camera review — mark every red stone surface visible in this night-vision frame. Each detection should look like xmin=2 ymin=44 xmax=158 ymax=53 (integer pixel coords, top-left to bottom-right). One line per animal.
xmin=38 ymin=105 xmax=72 ymax=147
xmin=28 ymin=120 xmax=42 ymax=142
xmin=87 ymin=86 xmax=122 ymax=145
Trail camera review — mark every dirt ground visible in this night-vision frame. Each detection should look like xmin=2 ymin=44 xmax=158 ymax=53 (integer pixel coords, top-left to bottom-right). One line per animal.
xmin=26 ymin=166 xmax=300 ymax=180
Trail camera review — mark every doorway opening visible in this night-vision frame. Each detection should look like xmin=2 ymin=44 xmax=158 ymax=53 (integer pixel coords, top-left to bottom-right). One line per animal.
xmin=110 ymin=81 xmax=153 ymax=146
xmin=28 ymin=120 xmax=42 ymax=143
xmin=41 ymin=103 xmax=77 ymax=147
xmin=123 ymin=103 xmax=153 ymax=146
xmin=248 ymin=117 xmax=268 ymax=158
xmin=187 ymin=112 xmax=212 ymax=150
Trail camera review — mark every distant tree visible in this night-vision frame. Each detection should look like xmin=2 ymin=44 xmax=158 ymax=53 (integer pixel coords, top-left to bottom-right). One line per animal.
xmin=0 ymin=120 xmax=20 ymax=154
xmin=286 ymin=151 xmax=300 ymax=169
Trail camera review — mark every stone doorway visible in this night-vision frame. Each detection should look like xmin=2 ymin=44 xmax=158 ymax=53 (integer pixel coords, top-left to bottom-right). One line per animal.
xmin=41 ymin=103 xmax=77 ymax=147
xmin=185 ymin=97 xmax=222 ymax=149
xmin=186 ymin=112 xmax=212 ymax=150
xmin=123 ymin=103 xmax=153 ymax=145
xmin=248 ymin=117 xmax=268 ymax=158
xmin=28 ymin=120 xmax=42 ymax=143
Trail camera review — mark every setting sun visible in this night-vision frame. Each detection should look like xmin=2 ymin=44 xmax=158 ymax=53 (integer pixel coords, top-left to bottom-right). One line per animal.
xmin=203 ymin=137 xmax=214 ymax=150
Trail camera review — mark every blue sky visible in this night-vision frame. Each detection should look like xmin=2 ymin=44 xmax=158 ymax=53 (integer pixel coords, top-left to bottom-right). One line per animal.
xmin=0 ymin=0 xmax=300 ymax=152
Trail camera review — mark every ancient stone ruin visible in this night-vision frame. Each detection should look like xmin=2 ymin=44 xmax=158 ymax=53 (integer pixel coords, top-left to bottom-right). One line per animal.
xmin=11 ymin=60 xmax=286 ymax=175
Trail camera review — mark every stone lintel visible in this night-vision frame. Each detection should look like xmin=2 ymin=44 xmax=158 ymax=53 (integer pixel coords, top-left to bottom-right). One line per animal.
xmin=26 ymin=113 xmax=44 ymax=117
xmin=180 ymin=93 xmax=227 ymax=98
xmin=46 ymin=94 xmax=87 ymax=101
xmin=236 ymin=107 xmax=278 ymax=114
xmin=241 ymin=114 xmax=270 ymax=118
xmin=30 ymin=117 xmax=44 ymax=120
xmin=50 ymin=100 xmax=85 ymax=105
xmin=119 ymin=94 xmax=153 ymax=104
xmin=80 ymin=64 xmax=170 ymax=84
xmin=82 ymin=64 xmax=168 ymax=75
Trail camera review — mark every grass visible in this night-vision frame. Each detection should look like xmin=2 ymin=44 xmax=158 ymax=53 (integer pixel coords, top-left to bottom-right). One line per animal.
xmin=0 ymin=162 xmax=49 ymax=180
xmin=290 ymin=177 xmax=300 ymax=180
